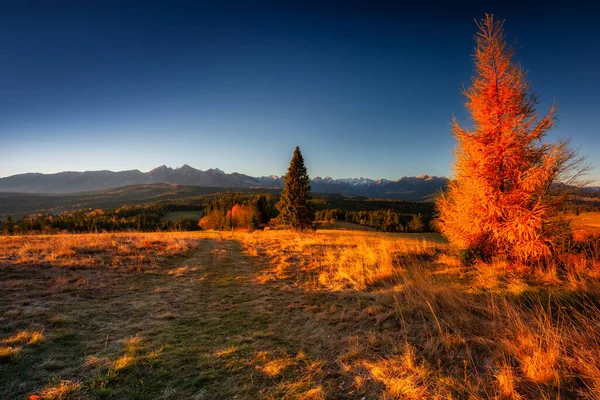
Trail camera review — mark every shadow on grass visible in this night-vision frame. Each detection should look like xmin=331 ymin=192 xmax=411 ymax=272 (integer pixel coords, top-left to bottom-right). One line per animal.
xmin=2 ymin=234 xmax=599 ymax=399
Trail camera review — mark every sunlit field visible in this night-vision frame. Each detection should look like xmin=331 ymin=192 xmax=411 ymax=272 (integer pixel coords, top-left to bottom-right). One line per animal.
xmin=570 ymin=211 xmax=600 ymax=238
xmin=2 ymin=230 xmax=600 ymax=399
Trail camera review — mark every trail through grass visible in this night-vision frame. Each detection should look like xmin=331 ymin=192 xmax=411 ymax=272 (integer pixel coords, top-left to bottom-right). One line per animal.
xmin=2 ymin=231 xmax=600 ymax=399
xmin=1 ymin=233 xmax=376 ymax=398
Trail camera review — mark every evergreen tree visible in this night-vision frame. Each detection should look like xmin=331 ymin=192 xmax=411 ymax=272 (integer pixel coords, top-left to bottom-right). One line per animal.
xmin=255 ymin=194 xmax=276 ymax=224
xmin=408 ymin=214 xmax=425 ymax=233
xmin=3 ymin=216 xmax=13 ymax=235
xmin=249 ymin=212 xmax=260 ymax=232
xmin=277 ymin=146 xmax=314 ymax=231
xmin=436 ymin=15 xmax=584 ymax=263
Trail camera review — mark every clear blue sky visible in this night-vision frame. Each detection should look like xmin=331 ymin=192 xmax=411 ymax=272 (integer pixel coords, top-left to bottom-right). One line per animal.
xmin=1 ymin=1 xmax=599 ymax=181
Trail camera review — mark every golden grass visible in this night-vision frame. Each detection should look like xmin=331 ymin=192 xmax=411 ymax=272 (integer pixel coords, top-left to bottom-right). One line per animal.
xmin=495 ymin=363 xmax=520 ymax=399
xmin=0 ymin=232 xmax=203 ymax=269
xmin=2 ymin=230 xmax=600 ymax=398
xmin=2 ymin=330 xmax=44 ymax=346
xmin=260 ymin=357 xmax=292 ymax=376
xmin=569 ymin=211 xmax=600 ymax=238
xmin=242 ymin=230 xmax=443 ymax=290
xmin=0 ymin=346 xmax=21 ymax=363
xmin=237 ymin=230 xmax=600 ymax=399
xmin=113 ymin=354 xmax=135 ymax=371
xmin=38 ymin=380 xmax=81 ymax=400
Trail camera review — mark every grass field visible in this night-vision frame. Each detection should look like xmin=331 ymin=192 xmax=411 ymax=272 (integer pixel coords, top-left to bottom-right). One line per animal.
xmin=569 ymin=211 xmax=600 ymax=237
xmin=314 ymin=220 xmax=379 ymax=231
xmin=161 ymin=211 xmax=204 ymax=222
xmin=315 ymin=221 xmax=447 ymax=243
xmin=1 ymin=230 xmax=600 ymax=399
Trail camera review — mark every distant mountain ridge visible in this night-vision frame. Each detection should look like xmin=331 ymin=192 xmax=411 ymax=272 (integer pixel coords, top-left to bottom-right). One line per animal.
xmin=0 ymin=165 xmax=449 ymax=201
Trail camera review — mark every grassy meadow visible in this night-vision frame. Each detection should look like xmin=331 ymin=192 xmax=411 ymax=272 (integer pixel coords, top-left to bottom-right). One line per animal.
xmin=314 ymin=220 xmax=380 ymax=232
xmin=1 ymin=228 xmax=600 ymax=399
xmin=569 ymin=212 xmax=600 ymax=238
xmin=161 ymin=211 xmax=204 ymax=222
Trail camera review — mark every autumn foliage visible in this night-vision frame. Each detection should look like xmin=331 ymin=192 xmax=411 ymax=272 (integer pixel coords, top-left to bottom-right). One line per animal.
xmin=436 ymin=15 xmax=579 ymax=263
xmin=199 ymin=204 xmax=258 ymax=231
xmin=228 ymin=204 xmax=255 ymax=229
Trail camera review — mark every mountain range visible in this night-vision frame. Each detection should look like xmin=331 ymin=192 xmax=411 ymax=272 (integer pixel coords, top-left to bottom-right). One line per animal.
xmin=0 ymin=164 xmax=448 ymax=201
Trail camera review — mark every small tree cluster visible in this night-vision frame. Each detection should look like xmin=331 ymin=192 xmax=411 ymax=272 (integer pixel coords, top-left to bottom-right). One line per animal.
xmin=199 ymin=194 xmax=277 ymax=231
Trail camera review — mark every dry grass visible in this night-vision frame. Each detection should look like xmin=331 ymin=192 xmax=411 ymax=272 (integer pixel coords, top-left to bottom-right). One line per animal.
xmin=1 ymin=230 xmax=600 ymax=398
xmin=2 ymin=329 xmax=44 ymax=346
xmin=0 ymin=232 xmax=211 ymax=398
xmin=242 ymin=230 xmax=443 ymax=290
xmin=38 ymin=380 xmax=82 ymax=400
xmin=569 ymin=211 xmax=600 ymax=238
xmin=0 ymin=346 xmax=21 ymax=363
xmin=238 ymin=230 xmax=600 ymax=399
xmin=0 ymin=232 xmax=202 ymax=269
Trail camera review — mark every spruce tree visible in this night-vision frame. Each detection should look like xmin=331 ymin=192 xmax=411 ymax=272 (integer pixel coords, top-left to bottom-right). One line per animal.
xmin=277 ymin=146 xmax=314 ymax=231
xmin=3 ymin=216 xmax=14 ymax=235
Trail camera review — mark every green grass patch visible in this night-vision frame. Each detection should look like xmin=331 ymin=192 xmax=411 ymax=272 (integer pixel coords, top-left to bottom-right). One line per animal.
xmin=161 ymin=211 xmax=203 ymax=222
xmin=315 ymin=220 xmax=379 ymax=231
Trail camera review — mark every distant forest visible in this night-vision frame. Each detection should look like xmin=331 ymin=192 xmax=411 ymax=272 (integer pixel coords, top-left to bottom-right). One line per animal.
xmin=0 ymin=192 xmax=437 ymax=235
xmin=2 ymin=187 xmax=598 ymax=236
xmin=0 ymin=203 xmax=202 ymax=235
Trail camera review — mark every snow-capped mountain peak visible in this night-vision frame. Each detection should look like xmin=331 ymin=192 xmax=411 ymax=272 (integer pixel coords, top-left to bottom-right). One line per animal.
xmin=208 ymin=168 xmax=226 ymax=175
xmin=336 ymin=177 xmax=375 ymax=186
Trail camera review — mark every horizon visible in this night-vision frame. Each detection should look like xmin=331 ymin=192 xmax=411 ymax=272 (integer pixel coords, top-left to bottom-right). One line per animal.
xmin=0 ymin=162 xmax=445 ymax=181
xmin=2 ymin=1 xmax=600 ymax=182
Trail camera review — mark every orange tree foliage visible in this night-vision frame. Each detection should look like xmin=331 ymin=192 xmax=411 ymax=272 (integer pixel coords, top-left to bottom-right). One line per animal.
xmin=199 ymin=209 xmax=227 ymax=230
xmin=228 ymin=204 xmax=255 ymax=229
xmin=436 ymin=15 xmax=578 ymax=263
xmin=199 ymin=204 xmax=257 ymax=230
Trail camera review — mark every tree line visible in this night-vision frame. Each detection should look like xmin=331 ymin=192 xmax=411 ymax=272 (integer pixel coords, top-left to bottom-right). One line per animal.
xmin=0 ymin=203 xmax=202 ymax=235
xmin=315 ymin=209 xmax=428 ymax=232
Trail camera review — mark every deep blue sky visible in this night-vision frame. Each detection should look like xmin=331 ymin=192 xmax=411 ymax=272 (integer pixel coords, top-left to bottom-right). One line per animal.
xmin=1 ymin=1 xmax=599 ymax=181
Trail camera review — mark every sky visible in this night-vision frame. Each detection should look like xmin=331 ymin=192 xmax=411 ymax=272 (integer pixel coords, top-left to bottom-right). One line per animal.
xmin=1 ymin=0 xmax=599 ymax=181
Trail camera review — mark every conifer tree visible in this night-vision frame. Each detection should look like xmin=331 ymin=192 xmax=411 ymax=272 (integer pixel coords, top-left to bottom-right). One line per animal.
xmin=4 ymin=216 xmax=14 ymax=235
xmin=436 ymin=15 xmax=584 ymax=263
xmin=277 ymin=146 xmax=314 ymax=231
xmin=408 ymin=214 xmax=425 ymax=233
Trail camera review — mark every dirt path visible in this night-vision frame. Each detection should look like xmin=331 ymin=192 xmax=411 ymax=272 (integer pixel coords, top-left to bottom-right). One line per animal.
xmin=142 ymin=237 xmax=350 ymax=399
xmin=2 ymin=235 xmax=386 ymax=399
xmin=130 ymin=236 xmax=386 ymax=399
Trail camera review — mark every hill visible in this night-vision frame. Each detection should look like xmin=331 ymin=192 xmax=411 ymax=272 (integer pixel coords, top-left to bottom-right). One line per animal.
xmin=0 ymin=184 xmax=279 ymax=217
xmin=0 ymin=165 xmax=448 ymax=201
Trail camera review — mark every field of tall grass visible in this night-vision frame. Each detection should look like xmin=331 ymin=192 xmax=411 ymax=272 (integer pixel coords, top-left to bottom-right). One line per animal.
xmin=240 ymin=230 xmax=600 ymax=399
xmin=1 ymin=229 xmax=600 ymax=398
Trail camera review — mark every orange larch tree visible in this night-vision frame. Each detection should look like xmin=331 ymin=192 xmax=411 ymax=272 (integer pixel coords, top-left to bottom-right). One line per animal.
xmin=436 ymin=14 xmax=584 ymax=263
